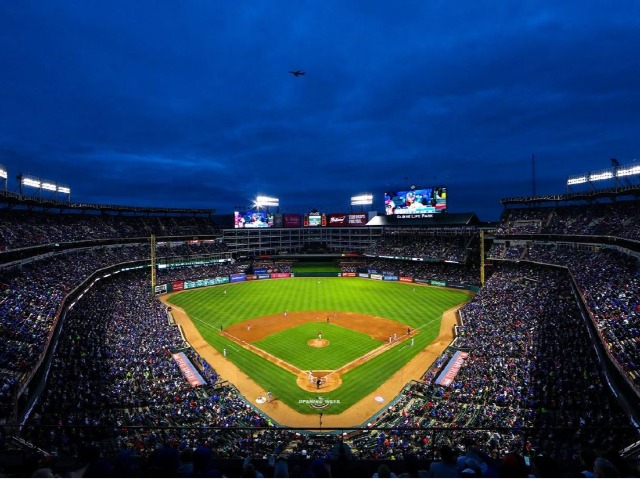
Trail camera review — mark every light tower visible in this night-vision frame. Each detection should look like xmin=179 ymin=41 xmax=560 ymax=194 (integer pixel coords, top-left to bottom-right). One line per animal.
xmin=350 ymin=193 xmax=373 ymax=212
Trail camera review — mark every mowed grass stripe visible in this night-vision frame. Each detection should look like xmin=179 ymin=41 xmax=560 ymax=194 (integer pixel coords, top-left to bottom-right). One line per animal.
xmin=170 ymin=278 xmax=467 ymax=329
xmin=168 ymin=278 xmax=471 ymax=415
xmin=254 ymin=323 xmax=382 ymax=370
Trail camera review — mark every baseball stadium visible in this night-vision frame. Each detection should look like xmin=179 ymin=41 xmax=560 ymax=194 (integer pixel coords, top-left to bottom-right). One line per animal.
xmin=1 ymin=165 xmax=640 ymax=477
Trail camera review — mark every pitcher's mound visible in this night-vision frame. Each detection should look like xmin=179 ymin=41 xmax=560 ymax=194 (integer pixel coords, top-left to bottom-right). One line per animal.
xmin=308 ymin=339 xmax=329 ymax=348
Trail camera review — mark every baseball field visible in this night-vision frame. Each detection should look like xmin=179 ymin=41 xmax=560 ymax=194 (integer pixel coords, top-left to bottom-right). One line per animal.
xmin=164 ymin=277 xmax=471 ymax=427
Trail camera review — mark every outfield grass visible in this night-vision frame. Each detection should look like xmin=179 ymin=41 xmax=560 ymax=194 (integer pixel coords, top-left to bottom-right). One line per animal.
xmin=168 ymin=278 xmax=470 ymax=415
xmin=291 ymin=262 xmax=341 ymax=273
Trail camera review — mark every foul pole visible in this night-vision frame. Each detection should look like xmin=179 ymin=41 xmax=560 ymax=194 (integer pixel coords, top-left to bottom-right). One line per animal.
xmin=480 ymin=230 xmax=485 ymax=287
xmin=150 ymin=234 xmax=156 ymax=295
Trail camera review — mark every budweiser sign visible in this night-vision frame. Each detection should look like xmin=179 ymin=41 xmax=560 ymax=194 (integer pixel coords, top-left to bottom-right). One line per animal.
xmin=327 ymin=213 xmax=347 ymax=226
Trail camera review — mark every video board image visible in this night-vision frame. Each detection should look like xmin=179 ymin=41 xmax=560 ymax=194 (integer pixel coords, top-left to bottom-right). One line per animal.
xmin=234 ymin=211 xmax=274 ymax=228
xmin=384 ymin=186 xmax=447 ymax=216
xmin=304 ymin=212 xmax=326 ymax=227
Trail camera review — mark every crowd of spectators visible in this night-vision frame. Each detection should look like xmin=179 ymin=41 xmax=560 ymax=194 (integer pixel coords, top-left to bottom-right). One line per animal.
xmin=1 ymin=206 xmax=640 ymax=476
xmin=347 ymin=263 xmax=637 ymax=476
xmin=364 ymin=229 xmax=478 ymax=263
xmin=252 ymin=260 xmax=293 ymax=274
xmin=21 ymin=273 xmax=289 ymax=456
xmin=13 ymin=258 xmax=625 ymax=477
xmin=0 ymin=241 xmax=232 ymax=421
xmin=0 ymin=209 xmax=219 ymax=251
xmin=496 ymin=200 xmax=640 ymax=241
xmin=364 ymin=259 xmax=480 ymax=287
xmin=492 ymin=242 xmax=640 ymax=394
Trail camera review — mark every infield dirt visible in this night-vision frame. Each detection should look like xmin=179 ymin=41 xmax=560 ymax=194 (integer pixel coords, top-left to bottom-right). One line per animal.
xmin=162 ymin=295 xmax=459 ymax=429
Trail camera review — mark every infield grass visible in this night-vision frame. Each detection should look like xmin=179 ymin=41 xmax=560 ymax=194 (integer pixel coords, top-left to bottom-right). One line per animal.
xmin=168 ymin=277 xmax=470 ymax=417
xmin=254 ymin=322 xmax=382 ymax=370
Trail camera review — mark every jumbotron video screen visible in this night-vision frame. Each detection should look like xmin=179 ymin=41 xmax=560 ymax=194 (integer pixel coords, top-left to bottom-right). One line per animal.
xmin=234 ymin=211 xmax=274 ymax=228
xmin=384 ymin=186 xmax=447 ymax=218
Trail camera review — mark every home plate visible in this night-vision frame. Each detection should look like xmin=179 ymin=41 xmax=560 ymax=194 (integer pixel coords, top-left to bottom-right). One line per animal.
xmin=374 ymin=396 xmax=384 ymax=403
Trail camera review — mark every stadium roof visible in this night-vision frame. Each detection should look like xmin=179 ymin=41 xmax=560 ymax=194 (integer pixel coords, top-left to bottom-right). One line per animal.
xmin=0 ymin=190 xmax=215 ymax=215
xmin=501 ymin=185 xmax=640 ymax=206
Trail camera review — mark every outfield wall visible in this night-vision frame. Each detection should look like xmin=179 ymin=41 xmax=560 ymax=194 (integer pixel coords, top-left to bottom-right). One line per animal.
xmin=154 ymin=272 xmax=478 ymax=294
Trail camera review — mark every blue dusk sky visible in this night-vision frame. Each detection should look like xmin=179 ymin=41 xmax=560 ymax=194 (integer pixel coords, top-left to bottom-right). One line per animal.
xmin=1 ymin=1 xmax=639 ymax=221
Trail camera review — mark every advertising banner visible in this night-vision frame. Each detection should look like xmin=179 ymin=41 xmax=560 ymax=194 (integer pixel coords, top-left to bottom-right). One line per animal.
xmin=230 ymin=273 xmax=246 ymax=283
xmin=383 ymin=274 xmax=399 ymax=281
xmin=254 ymin=268 xmax=268 ymax=274
xmin=257 ymin=274 xmax=271 ymax=280
xmin=172 ymin=280 xmax=184 ymax=292
xmin=370 ymin=273 xmax=383 ymax=281
xmin=172 ymin=352 xmax=206 ymax=387
xmin=429 ymin=280 xmax=448 ymax=287
xmin=246 ymin=274 xmax=257 ymax=281
xmin=184 ymin=279 xmax=202 ymax=289
xmin=327 ymin=213 xmax=348 ymax=227
xmin=399 ymin=276 xmax=414 ymax=283
xmin=358 ymin=273 xmax=370 ymax=278
xmin=342 ymin=272 xmax=356 ymax=277
xmin=155 ymin=283 xmax=168 ymax=294
xmin=283 ymin=214 xmax=302 ymax=228
xmin=435 ymin=351 xmax=469 ymax=387
xmin=270 ymin=272 xmax=291 ymax=279
xmin=347 ymin=213 xmax=368 ymax=226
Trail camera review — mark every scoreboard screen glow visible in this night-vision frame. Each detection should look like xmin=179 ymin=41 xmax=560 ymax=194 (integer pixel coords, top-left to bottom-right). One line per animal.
xmin=384 ymin=186 xmax=447 ymax=217
xmin=234 ymin=211 xmax=274 ymax=228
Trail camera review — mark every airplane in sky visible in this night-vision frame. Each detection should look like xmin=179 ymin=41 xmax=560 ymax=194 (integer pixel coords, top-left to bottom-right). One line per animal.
xmin=289 ymin=70 xmax=305 ymax=77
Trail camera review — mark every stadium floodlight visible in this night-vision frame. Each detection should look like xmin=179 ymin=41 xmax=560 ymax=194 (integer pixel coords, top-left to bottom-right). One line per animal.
xmin=567 ymin=175 xmax=588 ymax=186
xmin=57 ymin=185 xmax=71 ymax=194
xmin=350 ymin=193 xmax=374 ymax=206
xmin=0 ymin=165 xmax=7 ymax=179
xmin=254 ymin=195 xmax=279 ymax=207
xmin=589 ymin=171 xmax=614 ymax=182
xmin=22 ymin=176 xmax=41 ymax=188
xmin=41 ymin=181 xmax=57 ymax=192
xmin=616 ymin=164 xmax=640 ymax=177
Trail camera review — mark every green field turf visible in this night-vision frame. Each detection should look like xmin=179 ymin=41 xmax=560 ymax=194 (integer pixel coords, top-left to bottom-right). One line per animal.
xmin=254 ymin=322 xmax=382 ymax=370
xmin=291 ymin=262 xmax=341 ymax=273
xmin=168 ymin=277 xmax=471 ymax=417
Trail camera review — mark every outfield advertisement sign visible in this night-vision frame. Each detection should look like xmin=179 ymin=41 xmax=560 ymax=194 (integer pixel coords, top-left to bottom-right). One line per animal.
xmin=383 ymin=274 xmax=398 ymax=281
xmin=184 ymin=277 xmax=229 ymax=289
xmin=342 ymin=272 xmax=356 ymax=277
xmin=230 ymin=273 xmax=246 ymax=283
xmin=155 ymin=283 xmax=168 ymax=294
xmin=399 ymin=276 xmax=413 ymax=283
xmin=429 ymin=280 xmax=448 ymax=287
xmin=257 ymin=274 xmax=270 ymax=280
xmin=172 ymin=280 xmax=184 ymax=291
xmin=358 ymin=273 xmax=370 ymax=278
xmin=414 ymin=278 xmax=430 ymax=285
xmin=270 ymin=273 xmax=291 ymax=279
xmin=172 ymin=352 xmax=206 ymax=387
xmin=370 ymin=274 xmax=383 ymax=280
